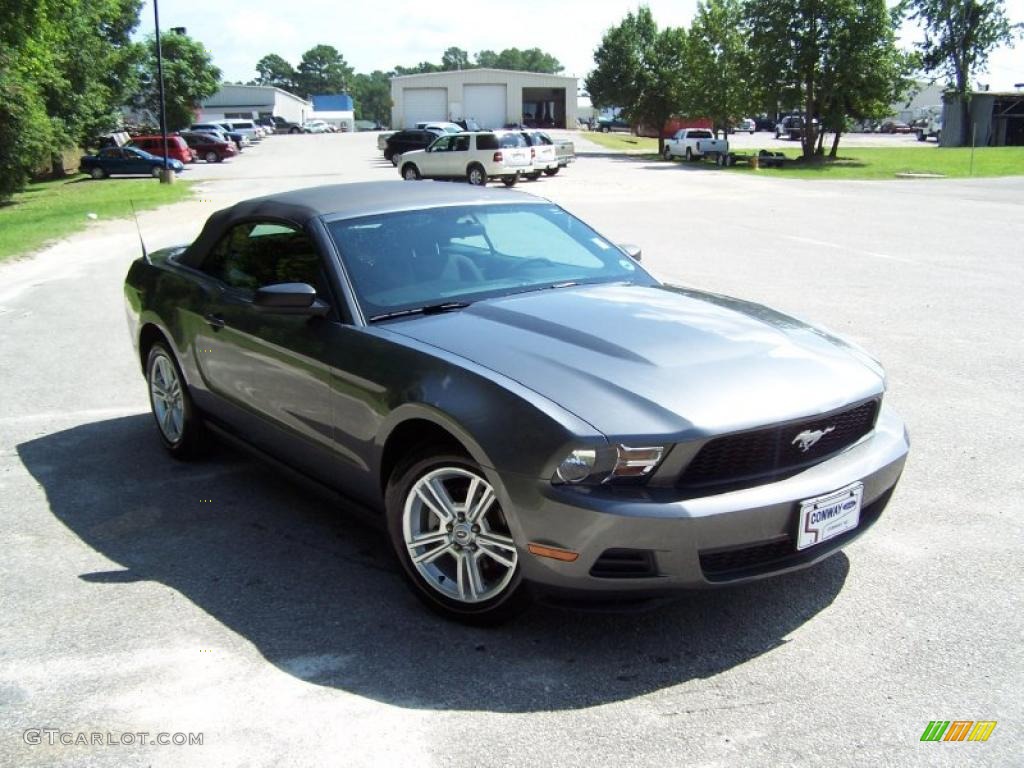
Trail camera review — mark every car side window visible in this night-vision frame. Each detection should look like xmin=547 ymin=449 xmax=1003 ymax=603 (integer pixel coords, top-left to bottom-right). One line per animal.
xmin=452 ymin=135 xmax=470 ymax=152
xmin=475 ymin=134 xmax=499 ymax=150
xmin=200 ymin=221 xmax=328 ymax=297
xmin=431 ymin=136 xmax=452 ymax=152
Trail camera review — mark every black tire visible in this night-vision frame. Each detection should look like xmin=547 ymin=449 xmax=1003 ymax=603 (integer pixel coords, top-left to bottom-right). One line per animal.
xmin=204 ymin=151 xmax=219 ymax=163
xmin=402 ymin=163 xmax=421 ymax=180
xmin=89 ymin=167 xmax=106 ymax=180
xmin=502 ymin=174 xmax=518 ymax=187
xmin=685 ymin=147 xmax=693 ymax=162
xmin=543 ymin=167 xmax=559 ymax=176
xmin=525 ymin=171 xmax=542 ymax=181
xmin=466 ymin=164 xmax=487 ymax=186
xmin=601 ymin=125 xmax=610 ymax=133
xmin=151 ymin=166 xmax=163 ymax=178
xmin=289 ymin=127 xmax=300 ymax=134
xmin=662 ymin=145 xmax=672 ymax=161
xmin=917 ymin=131 xmax=926 ymax=142
xmin=383 ymin=148 xmax=394 ymax=161
xmin=145 ymin=342 xmax=206 ymax=460
xmin=385 ymin=448 xmax=531 ymax=625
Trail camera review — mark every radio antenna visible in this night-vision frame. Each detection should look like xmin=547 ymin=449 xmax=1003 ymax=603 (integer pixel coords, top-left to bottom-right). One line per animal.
xmin=129 ymin=200 xmax=148 ymax=259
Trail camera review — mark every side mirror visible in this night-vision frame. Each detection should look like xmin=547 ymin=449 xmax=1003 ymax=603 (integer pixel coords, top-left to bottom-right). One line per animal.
xmin=254 ymin=283 xmax=329 ymax=316
xmin=619 ymin=244 xmax=642 ymax=262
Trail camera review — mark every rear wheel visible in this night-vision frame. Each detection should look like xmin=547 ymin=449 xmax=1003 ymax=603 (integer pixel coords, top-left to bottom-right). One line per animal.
xmin=385 ymin=449 xmax=530 ymax=624
xmin=151 ymin=166 xmax=163 ymax=178
xmin=146 ymin=342 xmax=205 ymax=459
xmin=289 ymin=127 xmax=300 ymax=134
xmin=685 ymin=147 xmax=693 ymax=162
xmin=543 ymin=167 xmax=559 ymax=176
xmin=525 ymin=171 xmax=541 ymax=181
xmin=502 ymin=174 xmax=518 ymax=187
xmin=402 ymin=163 xmax=421 ymax=180
xmin=662 ymin=145 xmax=672 ymax=161
xmin=89 ymin=167 xmax=106 ymax=180
xmin=466 ymin=164 xmax=487 ymax=186
xmin=205 ymin=151 xmax=219 ymax=163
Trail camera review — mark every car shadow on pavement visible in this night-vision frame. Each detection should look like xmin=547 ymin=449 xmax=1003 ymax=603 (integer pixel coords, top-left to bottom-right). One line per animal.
xmin=18 ymin=415 xmax=850 ymax=713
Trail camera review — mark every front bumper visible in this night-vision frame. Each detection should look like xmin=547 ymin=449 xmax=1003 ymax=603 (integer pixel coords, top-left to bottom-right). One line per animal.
xmin=498 ymin=403 xmax=908 ymax=598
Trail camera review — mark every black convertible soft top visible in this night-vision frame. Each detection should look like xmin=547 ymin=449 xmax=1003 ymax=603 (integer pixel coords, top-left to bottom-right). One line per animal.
xmin=180 ymin=181 xmax=541 ymax=267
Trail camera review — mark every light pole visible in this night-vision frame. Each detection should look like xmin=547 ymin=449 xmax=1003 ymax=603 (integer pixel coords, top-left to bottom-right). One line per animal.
xmin=153 ymin=0 xmax=173 ymax=182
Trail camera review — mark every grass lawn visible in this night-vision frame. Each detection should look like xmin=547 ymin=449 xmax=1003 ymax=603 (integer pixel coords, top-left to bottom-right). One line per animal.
xmin=726 ymin=146 xmax=1024 ymax=179
xmin=0 ymin=176 xmax=194 ymax=262
xmin=585 ymin=131 xmax=660 ymax=154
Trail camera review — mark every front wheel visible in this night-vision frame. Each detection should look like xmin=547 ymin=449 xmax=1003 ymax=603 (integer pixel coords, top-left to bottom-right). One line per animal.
xmin=289 ymin=127 xmax=300 ymax=134
xmin=662 ymin=145 xmax=672 ymax=161
xmin=151 ymin=166 xmax=163 ymax=178
xmin=385 ymin=450 xmax=530 ymax=624
xmin=402 ymin=163 xmax=421 ymax=180
xmin=89 ymin=167 xmax=105 ymax=180
xmin=685 ymin=147 xmax=693 ymax=162
xmin=205 ymin=151 xmax=219 ymax=163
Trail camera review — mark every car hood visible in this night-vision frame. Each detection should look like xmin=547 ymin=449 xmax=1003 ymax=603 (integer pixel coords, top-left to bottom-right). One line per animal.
xmin=384 ymin=283 xmax=885 ymax=439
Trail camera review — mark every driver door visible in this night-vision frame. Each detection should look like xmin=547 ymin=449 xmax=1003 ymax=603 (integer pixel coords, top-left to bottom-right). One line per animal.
xmin=193 ymin=221 xmax=338 ymax=474
xmin=423 ymin=134 xmax=452 ymax=175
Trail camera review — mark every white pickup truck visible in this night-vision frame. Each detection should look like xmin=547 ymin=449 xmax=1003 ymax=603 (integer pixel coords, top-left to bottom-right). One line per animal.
xmin=662 ymin=128 xmax=729 ymax=162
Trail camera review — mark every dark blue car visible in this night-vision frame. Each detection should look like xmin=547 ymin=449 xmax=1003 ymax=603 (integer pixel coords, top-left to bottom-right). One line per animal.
xmin=80 ymin=147 xmax=184 ymax=179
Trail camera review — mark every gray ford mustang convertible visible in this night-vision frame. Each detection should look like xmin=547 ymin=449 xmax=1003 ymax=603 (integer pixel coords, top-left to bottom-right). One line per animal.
xmin=124 ymin=181 xmax=909 ymax=623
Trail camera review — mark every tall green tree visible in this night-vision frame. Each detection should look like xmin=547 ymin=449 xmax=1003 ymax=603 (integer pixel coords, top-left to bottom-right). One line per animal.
xmin=255 ymin=53 xmax=297 ymax=91
xmin=352 ymin=70 xmax=392 ymax=125
xmin=900 ymin=0 xmax=1021 ymax=144
xmin=441 ymin=47 xmax=471 ymax=70
xmin=136 ymin=32 xmax=221 ymax=131
xmin=295 ymin=45 xmax=353 ymax=95
xmin=746 ymin=0 xmax=908 ymax=159
xmin=0 ymin=57 xmax=52 ymax=198
xmin=686 ymin=0 xmax=755 ymax=137
xmin=586 ymin=7 xmax=688 ymax=152
xmin=475 ymin=48 xmax=563 ymax=73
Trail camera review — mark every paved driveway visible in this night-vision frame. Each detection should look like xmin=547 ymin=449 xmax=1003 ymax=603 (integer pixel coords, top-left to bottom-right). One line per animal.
xmin=1 ymin=132 xmax=1021 ymax=767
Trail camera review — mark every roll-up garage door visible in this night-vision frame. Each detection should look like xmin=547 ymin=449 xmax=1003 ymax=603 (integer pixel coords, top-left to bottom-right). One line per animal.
xmin=464 ymin=84 xmax=507 ymax=130
xmin=402 ymin=88 xmax=447 ymax=128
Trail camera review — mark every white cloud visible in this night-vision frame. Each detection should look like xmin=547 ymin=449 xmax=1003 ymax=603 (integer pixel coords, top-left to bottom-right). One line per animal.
xmin=140 ymin=0 xmax=1022 ymax=89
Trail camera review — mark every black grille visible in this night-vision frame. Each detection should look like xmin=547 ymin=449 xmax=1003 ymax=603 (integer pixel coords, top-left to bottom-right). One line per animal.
xmin=678 ymin=399 xmax=880 ymax=495
xmin=699 ymin=487 xmax=893 ymax=581
xmin=589 ymin=548 xmax=659 ymax=579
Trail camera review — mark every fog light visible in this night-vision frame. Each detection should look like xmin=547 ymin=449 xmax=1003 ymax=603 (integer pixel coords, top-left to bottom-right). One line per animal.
xmin=556 ymin=449 xmax=596 ymax=483
xmin=610 ymin=445 xmax=664 ymax=479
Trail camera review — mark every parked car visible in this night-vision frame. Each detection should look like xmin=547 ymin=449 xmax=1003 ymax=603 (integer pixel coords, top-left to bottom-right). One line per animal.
xmin=880 ymin=120 xmax=913 ymax=134
xmin=123 ymin=181 xmax=908 ymax=623
xmin=128 ymin=135 xmax=195 ymax=164
xmin=191 ymin=123 xmax=247 ymax=151
xmin=514 ymin=130 xmax=559 ymax=180
xmin=384 ymin=128 xmax=445 ymax=165
xmin=417 ymin=121 xmax=464 ymax=134
xmin=223 ymin=120 xmax=263 ymax=142
xmin=915 ymin=114 xmax=942 ymax=143
xmin=398 ymin=131 xmax=531 ymax=186
xmin=754 ymin=116 xmax=776 ymax=131
xmin=257 ymin=115 xmax=303 ymax=134
xmin=663 ymin=128 xmax=729 ymax=162
xmin=80 ymin=146 xmax=184 ymax=179
xmin=303 ymin=120 xmax=332 ymax=134
xmin=733 ymin=118 xmax=756 ymax=134
xmin=597 ymin=116 xmax=632 ymax=133
xmin=179 ymin=131 xmax=238 ymax=163
xmin=526 ymin=131 xmax=574 ymax=174
xmin=775 ymin=116 xmax=805 ymax=140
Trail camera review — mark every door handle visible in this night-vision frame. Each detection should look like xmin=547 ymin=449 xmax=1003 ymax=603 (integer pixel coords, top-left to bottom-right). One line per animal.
xmin=204 ymin=312 xmax=225 ymax=330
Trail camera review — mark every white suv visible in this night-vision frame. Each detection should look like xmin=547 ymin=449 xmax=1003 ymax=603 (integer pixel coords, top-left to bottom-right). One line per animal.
xmin=397 ymin=132 xmax=532 ymax=186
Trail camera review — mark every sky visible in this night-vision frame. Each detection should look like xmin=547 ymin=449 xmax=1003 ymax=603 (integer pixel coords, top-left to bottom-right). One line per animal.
xmin=139 ymin=0 xmax=1023 ymax=91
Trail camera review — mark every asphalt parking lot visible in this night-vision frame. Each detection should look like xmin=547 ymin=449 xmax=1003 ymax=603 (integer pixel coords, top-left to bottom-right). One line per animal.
xmin=1 ymin=132 xmax=1021 ymax=767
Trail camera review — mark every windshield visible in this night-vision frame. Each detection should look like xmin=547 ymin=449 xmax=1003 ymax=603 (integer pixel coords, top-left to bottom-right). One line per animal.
xmin=327 ymin=204 xmax=656 ymax=320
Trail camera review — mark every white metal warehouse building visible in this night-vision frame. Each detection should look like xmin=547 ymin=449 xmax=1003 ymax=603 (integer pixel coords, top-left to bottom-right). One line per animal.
xmin=198 ymin=84 xmax=312 ymax=125
xmin=390 ymin=69 xmax=578 ymax=130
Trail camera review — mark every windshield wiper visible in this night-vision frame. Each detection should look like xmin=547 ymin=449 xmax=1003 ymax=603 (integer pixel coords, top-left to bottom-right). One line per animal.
xmin=368 ymin=301 xmax=472 ymax=322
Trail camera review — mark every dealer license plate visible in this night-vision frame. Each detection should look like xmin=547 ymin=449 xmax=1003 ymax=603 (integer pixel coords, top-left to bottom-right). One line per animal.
xmin=796 ymin=482 xmax=863 ymax=551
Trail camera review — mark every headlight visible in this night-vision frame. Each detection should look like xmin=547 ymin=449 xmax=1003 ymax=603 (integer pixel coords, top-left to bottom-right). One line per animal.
xmin=555 ymin=449 xmax=597 ymax=483
xmin=553 ymin=445 xmax=665 ymax=485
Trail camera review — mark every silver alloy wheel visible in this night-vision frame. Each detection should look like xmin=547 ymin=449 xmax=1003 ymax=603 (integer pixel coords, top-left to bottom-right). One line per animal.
xmin=149 ymin=352 xmax=185 ymax=443
xmin=403 ymin=165 xmax=418 ymax=180
xmin=468 ymin=166 xmax=484 ymax=185
xmin=403 ymin=467 xmax=518 ymax=604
